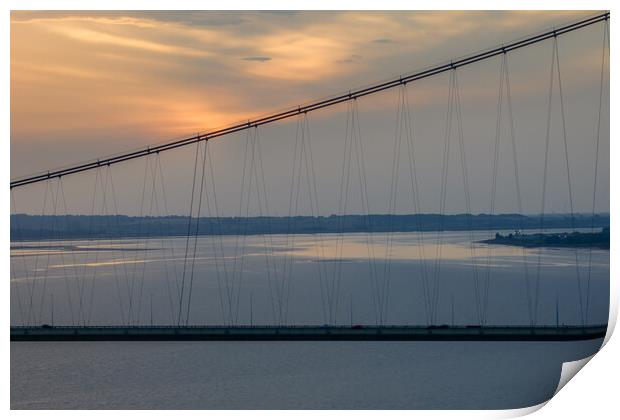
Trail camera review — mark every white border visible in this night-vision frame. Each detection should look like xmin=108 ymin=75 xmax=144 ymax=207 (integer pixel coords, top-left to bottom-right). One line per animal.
xmin=3 ymin=1 xmax=616 ymax=418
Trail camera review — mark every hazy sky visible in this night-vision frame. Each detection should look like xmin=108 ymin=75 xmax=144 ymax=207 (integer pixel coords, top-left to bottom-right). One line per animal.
xmin=10 ymin=10 xmax=609 ymax=216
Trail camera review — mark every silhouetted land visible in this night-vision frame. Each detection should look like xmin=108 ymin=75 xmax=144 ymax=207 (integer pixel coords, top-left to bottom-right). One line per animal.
xmin=480 ymin=227 xmax=609 ymax=249
xmin=10 ymin=213 xmax=609 ymax=242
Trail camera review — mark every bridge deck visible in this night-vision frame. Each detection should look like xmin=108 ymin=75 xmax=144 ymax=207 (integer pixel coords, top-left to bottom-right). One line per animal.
xmin=10 ymin=325 xmax=607 ymax=341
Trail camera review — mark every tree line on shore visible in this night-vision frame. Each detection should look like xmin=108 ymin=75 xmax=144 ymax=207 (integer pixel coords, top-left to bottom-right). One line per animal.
xmin=10 ymin=213 xmax=610 ymax=241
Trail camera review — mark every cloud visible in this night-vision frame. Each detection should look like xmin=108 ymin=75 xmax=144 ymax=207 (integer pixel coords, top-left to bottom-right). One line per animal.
xmin=335 ymin=54 xmax=363 ymax=64
xmin=11 ymin=11 xmax=247 ymax=28
xmin=47 ymin=25 xmax=210 ymax=57
xmin=11 ymin=10 xmax=600 ymax=181
xmin=372 ymin=38 xmax=396 ymax=44
xmin=242 ymin=56 xmax=272 ymax=62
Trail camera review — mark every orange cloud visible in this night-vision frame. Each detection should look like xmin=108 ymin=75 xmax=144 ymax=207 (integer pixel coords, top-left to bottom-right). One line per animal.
xmin=11 ymin=10 xmax=601 ymax=177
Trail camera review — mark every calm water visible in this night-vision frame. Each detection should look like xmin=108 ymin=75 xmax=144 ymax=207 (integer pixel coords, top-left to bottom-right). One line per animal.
xmin=11 ymin=339 xmax=604 ymax=409
xmin=10 ymin=230 xmax=609 ymax=409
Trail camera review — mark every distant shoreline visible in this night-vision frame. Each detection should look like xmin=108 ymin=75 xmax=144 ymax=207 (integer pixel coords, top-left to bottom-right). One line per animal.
xmin=479 ymin=228 xmax=610 ymax=250
xmin=10 ymin=213 xmax=609 ymax=242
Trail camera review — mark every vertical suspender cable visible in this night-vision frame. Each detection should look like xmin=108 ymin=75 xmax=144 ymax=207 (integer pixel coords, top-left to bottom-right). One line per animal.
xmin=136 ymin=157 xmax=158 ymax=324
xmin=78 ymin=169 xmax=100 ymax=326
xmin=252 ymin=128 xmax=279 ymax=323
xmin=301 ymin=115 xmax=330 ymax=325
xmin=230 ymin=131 xmax=251 ymax=325
xmin=483 ymin=56 xmax=506 ymax=327
xmin=402 ymin=85 xmax=431 ymax=325
xmin=128 ymin=156 xmax=151 ymax=324
xmin=432 ymin=70 xmax=455 ymax=326
xmin=454 ymin=70 xmax=483 ymax=326
xmin=37 ymin=180 xmax=59 ymax=325
xmin=25 ymin=180 xmax=49 ymax=326
xmin=382 ymin=87 xmax=404 ymax=325
xmin=145 ymin=155 xmax=176 ymax=324
xmin=586 ymin=20 xmax=608 ymax=325
xmin=534 ymin=38 xmax=557 ymax=327
xmin=203 ymin=143 xmax=227 ymax=325
xmin=178 ymin=141 xmax=201 ymax=326
xmin=98 ymin=166 xmax=127 ymax=326
xmin=56 ymin=178 xmax=77 ymax=326
xmin=156 ymin=155 xmax=182 ymax=322
xmin=555 ymin=37 xmax=585 ymax=326
xmin=504 ymin=53 xmax=531 ymax=328
xmin=10 ymin=191 xmax=27 ymax=325
xmin=353 ymin=100 xmax=381 ymax=325
xmin=107 ymin=167 xmax=133 ymax=326
xmin=185 ymin=141 xmax=208 ymax=325
xmin=333 ymin=102 xmax=354 ymax=324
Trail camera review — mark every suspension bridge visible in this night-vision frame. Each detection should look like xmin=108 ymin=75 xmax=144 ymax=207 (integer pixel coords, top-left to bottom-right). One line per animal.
xmin=10 ymin=12 xmax=609 ymax=341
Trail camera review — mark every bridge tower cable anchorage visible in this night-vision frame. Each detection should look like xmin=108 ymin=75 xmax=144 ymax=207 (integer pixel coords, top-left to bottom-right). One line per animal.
xmin=9 ymin=12 xmax=610 ymax=189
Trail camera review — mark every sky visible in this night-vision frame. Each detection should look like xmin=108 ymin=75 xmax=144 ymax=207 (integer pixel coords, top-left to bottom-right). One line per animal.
xmin=10 ymin=10 xmax=609 ymax=216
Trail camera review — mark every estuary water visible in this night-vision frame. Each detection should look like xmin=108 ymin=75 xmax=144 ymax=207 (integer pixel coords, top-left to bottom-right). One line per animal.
xmin=10 ymin=229 xmax=609 ymax=409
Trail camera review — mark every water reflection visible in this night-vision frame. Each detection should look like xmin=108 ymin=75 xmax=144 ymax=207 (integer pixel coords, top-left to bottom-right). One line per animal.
xmin=10 ymin=229 xmax=610 ymax=327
